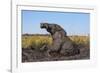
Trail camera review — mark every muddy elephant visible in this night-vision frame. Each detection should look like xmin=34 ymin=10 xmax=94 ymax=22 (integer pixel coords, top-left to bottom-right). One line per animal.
xmin=40 ymin=23 xmax=80 ymax=56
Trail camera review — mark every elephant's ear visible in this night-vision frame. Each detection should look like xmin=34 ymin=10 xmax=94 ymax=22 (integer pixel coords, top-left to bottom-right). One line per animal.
xmin=54 ymin=24 xmax=62 ymax=31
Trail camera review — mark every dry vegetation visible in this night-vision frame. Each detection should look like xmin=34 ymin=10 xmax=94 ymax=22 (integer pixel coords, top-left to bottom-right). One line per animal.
xmin=22 ymin=35 xmax=89 ymax=49
xmin=22 ymin=35 xmax=52 ymax=49
xmin=22 ymin=34 xmax=90 ymax=62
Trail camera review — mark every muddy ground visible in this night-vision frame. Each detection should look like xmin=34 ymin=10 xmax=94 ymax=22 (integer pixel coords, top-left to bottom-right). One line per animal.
xmin=22 ymin=45 xmax=90 ymax=63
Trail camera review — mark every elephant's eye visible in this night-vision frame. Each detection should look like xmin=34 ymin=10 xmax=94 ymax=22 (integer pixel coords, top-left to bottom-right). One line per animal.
xmin=47 ymin=27 xmax=51 ymax=30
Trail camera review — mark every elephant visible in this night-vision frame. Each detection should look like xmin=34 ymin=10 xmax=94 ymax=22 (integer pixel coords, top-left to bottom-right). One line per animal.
xmin=40 ymin=22 xmax=80 ymax=57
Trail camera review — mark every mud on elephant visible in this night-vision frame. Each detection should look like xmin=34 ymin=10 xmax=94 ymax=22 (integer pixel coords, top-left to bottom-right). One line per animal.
xmin=40 ymin=23 xmax=80 ymax=57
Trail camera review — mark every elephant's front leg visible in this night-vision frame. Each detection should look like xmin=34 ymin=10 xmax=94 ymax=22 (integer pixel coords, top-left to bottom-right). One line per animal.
xmin=46 ymin=42 xmax=61 ymax=57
